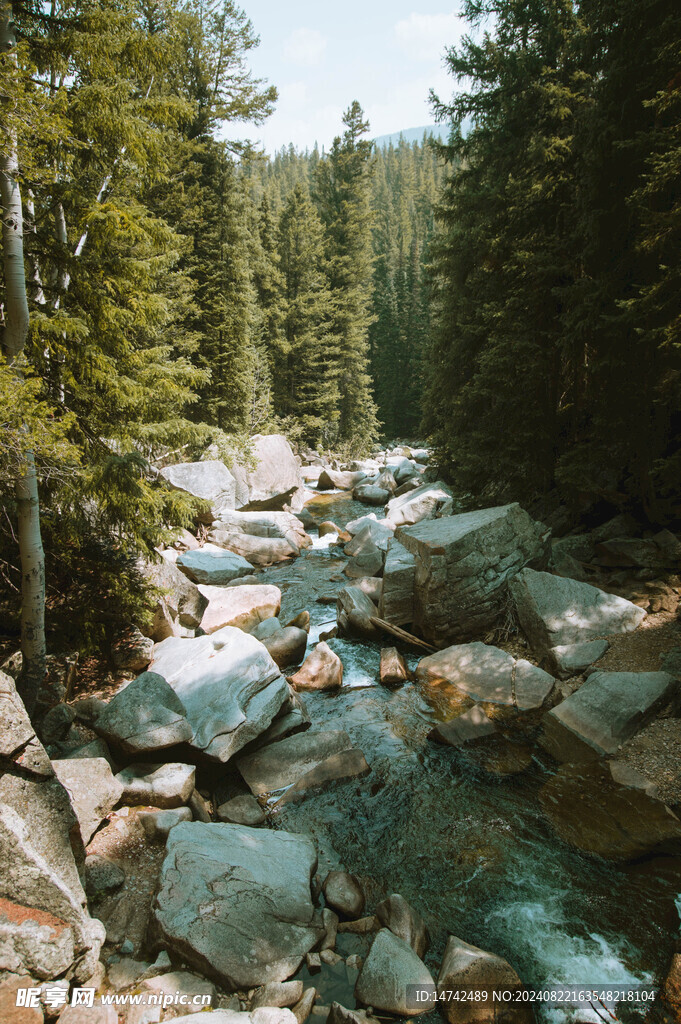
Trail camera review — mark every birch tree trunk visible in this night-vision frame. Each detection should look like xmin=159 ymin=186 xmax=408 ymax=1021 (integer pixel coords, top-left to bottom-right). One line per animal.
xmin=1 ymin=2 xmax=47 ymax=713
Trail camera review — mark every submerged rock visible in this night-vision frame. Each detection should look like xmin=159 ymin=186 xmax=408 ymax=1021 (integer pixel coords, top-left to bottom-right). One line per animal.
xmin=539 ymin=759 xmax=681 ymax=859
xmin=151 ymin=822 xmax=323 ymax=988
xmin=428 ymin=706 xmax=498 ymax=748
xmin=237 ymin=730 xmax=356 ymax=796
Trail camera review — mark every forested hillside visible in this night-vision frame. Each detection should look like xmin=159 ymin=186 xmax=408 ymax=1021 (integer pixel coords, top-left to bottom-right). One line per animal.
xmin=427 ymin=0 xmax=681 ymax=525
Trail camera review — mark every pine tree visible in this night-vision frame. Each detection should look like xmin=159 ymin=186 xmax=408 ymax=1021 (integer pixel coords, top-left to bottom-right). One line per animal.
xmin=315 ymin=102 xmax=379 ymax=452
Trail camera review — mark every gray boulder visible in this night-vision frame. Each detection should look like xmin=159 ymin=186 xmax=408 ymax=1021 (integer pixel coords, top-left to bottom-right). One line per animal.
xmin=345 ymin=521 xmax=393 ymax=555
xmin=237 ymin=730 xmax=355 ymax=796
xmin=241 ymin=434 xmax=306 ymax=512
xmin=160 ymin=461 xmax=237 ymax=521
xmin=318 ymin=469 xmax=366 ymax=491
xmin=337 ymin=587 xmax=380 ymax=640
xmin=262 ymin=627 xmax=308 ymax=670
xmin=541 ymin=670 xmax=679 ymax=762
xmin=344 ymin=543 xmax=384 ymax=580
xmin=116 ymin=762 xmax=196 ymax=807
xmin=177 ymin=545 xmax=253 ymax=585
xmin=208 ymin=530 xmax=297 ymax=566
xmin=211 ymin=510 xmax=312 ymax=553
xmin=397 ymin=504 xmax=547 ymax=646
xmin=547 ymin=639 xmax=609 ymax=679
xmin=378 ymin=539 xmax=416 ymax=626
xmin=198 ymin=584 xmax=282 ymax=635
xmin=151 ymin=822 xmax=323 ymax=987
xmin=149 ymin=627 xmax=290 ymax=762
xmin=416 ymin=643 xmax=554 ymax=711
xmin=94 ymin=672 xmax=193 ymax=754
xmin=375 ymin=894 xmax=428 ymax=958
xmin=384 ymin=482 xmax=452 ymax=528
xmin=355 ymin=929 xmax=434 ymax=1016
xmin=51 ymin=758 xmax=124 ymax=845
xmin=141 ymin=556 xmax=208 ymax=631
xmin=353 ymin=484 xmax=391 ymax=507
xmin=510 ymin=568 xmax=646 ymax=660
xmin=217 ymin=794 xmax=266 ymax=826
xmin=0 ymin=672 xmax=105 ymax=982
xmin=0 ymin=900 xmax=76 ymax=979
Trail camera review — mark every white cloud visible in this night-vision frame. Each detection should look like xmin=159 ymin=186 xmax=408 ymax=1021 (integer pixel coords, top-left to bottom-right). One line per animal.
xmin=283 ymin=27 xmax=328 ymax=67
xmin=394 ymin=12 xmax=464 ymax=62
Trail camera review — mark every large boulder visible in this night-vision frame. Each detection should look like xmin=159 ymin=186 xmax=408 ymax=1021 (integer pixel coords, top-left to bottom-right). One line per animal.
xmin=375 ymin=894 xmax=428 ymax=958
xmin=594 ymin=529 xmax=681 ymax=569
xmin=0 ymin=898 xmax=76 ymax=979
xmin=94 ymin=672 xmax=193 ymax=754
xmin=208 ymin=530 xmax=297 ymax=567
xmin=396 ymin=504 xmax=547 ymax=646
xmin=51 ymin=758 xmax=124 ymax=845
xmin=355 ymin=929 xmax=434 ymax=1016
xmin=116 ymin=762 xmax=195 ymax=807
xmin=0 ymin=672 xmax=105 ymax=982
xmin=242 ymin=435 xmax=306 ymax=512
xmin=318 ymin=469 xmax=366 ymax=491
xmin=540 ymin=670 xmax=679 ymax=762
xmin=539 ymin=760 xmax=681 ymax=860
xmin=237 ymin=730 xmax=356 ymax=796
xmin=289 ymin=642 xmax=343 ymax=692
xmin=510 ymin=569 xmax=646 ymax=661
xmin=177 ymin=545 xmax=253 ymax=585
xmin=210 ymin=510 xmax=312 ymax=553
xmin=262 ymin=627 xmax=309 ymax=670
xmin=353 ymin=484 xmax=391 ymax=507
xmin=160 ymin=461 xmax=237 ymax=521
xmin=345 ymin=521 xmax=393 ymax=555
xmin=384 ymin=482 xmax=452 ymax=529
xmin=148 ymin=627 xmax=290 ymax=762
xmin=198 ymin=584 xmax=282 ymax=635
xmin=151 ymin=822 xmax=324 ymax=987
xmin=436 ymin=935 xmax=531 ymax=1024
xmin=140 ymin=556 xmax=208 ymax=632
xmin=378 ymin=539 xmax=416 ymax=627
xmin=416 ymin=643 xmax=555 ymax=711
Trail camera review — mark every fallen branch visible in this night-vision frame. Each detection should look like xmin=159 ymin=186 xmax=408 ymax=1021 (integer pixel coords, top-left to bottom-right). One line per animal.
xmin=369 ymin=616 xmax=435 ymax=652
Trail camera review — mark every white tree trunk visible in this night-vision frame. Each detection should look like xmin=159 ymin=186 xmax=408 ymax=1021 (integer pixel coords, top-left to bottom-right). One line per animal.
xmin=1 ymin=2 xmax=47 ymax=712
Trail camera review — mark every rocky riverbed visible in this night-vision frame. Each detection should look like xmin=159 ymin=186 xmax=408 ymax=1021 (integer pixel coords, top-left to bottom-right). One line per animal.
xmin=1 ymin=438 xmax=681 ymax=1024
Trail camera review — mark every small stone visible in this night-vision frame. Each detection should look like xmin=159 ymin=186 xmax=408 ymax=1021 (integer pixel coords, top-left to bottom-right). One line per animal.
xmin=189 ymin=788 xmax=213 ymax=822
xmin=337 ymin=916 xmax=379 ymax=935
xmin=320 ymin=949 xmax=343 ymax=965
xmin=138 ymin=806 xmax=192 ymax=839
xmin=379 ymin=648 xmax=409 ymax=688
xmin=85 ymin=854 xmax=126 ymax=900
xmin=217 ymin=794 xmax=266 ymax=826
xmin=292 ymin=988 xmax=317 ymax=1024
xmin=320 ymin=907 xmax=339 ymax=950
xmin=251 ymin=981 xmax=304 ymax=1009
xmin=306 ymin=952 xmax=321 ymax=972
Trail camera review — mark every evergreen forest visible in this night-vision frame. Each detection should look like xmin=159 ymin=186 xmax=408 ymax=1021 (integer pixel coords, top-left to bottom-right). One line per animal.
xmin=1 ymin=0 xmax=680 ymax=683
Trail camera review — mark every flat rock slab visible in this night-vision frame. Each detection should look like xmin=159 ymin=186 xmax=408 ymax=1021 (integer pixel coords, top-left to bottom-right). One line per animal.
xmin=541 ymin=670 xmax=679 ymax=762
xmin=152 ymin=822 xmax=323 ymax=988
xmin=539 ymin=760 xmax=681 ymax=860
xmin=510 ymin=568 xmax=646 ymax=659
xmin=198 ymin=585 xmax=282 ymax=635
xmin=177 ymin=546 xmax=253 ymax=585
xmin=94 ymin=672 xmax=193 ymax=754
xmin=547 ymin=639 xmax=609 ymax=679
xmin=237 ymin=730 xmax=355 ymax=795
xmin=150 ymin=627 xmax=289 ymax=762
xmin=51 ymin=758 xmax=124 ymax=845
xmin=397 ymin=504 xmax=546 ymax=646
xmin=275 ymin=749 xmax=370 ymax=806
xmin=416 ymin=642 xmax=554 ymax=711
xmin=116 ymin=763 xmax=196 ymax=808
xmin=355 ymin=929 xmax=434 ymax=1016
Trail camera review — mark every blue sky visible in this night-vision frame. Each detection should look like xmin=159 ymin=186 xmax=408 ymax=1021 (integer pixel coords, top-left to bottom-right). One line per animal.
xmin=236 ymin=2 xmax=467 ymax=153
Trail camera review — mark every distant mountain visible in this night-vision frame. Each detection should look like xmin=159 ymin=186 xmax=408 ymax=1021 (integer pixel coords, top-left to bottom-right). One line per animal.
xmin=372 ymin=124 xmax=446 ymax=148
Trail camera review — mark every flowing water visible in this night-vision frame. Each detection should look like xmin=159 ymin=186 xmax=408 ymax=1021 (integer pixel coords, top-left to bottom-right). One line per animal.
xmin=259 ymin=492 xmax=680 ymax=1022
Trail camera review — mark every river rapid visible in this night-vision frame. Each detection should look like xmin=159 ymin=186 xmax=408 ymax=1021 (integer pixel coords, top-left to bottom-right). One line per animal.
xmin=259 ymin=492 xmax=681 ymax=1023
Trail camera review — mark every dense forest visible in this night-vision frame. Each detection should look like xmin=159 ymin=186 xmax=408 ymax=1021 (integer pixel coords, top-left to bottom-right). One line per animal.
xmin=1 ymin=0 xmax=680 ymax=684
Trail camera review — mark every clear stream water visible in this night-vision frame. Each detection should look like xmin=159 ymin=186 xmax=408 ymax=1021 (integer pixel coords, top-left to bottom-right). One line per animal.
xmin=258 ymin=492 xmax=680 ymax=1022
